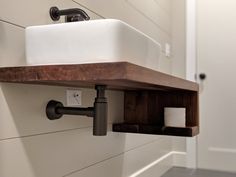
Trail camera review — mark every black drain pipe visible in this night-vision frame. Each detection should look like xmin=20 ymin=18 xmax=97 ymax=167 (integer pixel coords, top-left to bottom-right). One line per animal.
xmin=46 ymin=85 xmax=108 ymax=136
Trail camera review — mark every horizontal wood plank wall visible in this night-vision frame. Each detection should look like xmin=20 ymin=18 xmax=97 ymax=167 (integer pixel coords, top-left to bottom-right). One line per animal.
xmin=0 ymin=0 xmax=175 ymax=176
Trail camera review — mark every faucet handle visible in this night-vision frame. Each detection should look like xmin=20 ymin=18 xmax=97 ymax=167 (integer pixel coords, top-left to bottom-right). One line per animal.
xmin=65 ymin=14 xmax=87 ymax=22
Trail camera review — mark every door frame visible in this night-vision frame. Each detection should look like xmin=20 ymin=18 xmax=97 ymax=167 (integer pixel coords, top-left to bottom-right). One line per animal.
xmin=186 ymin=0 xmax=197 ymax=168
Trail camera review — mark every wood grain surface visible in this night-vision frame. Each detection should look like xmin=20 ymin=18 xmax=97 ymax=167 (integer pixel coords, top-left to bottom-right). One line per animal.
xmin=0 ymin=62 xmax=198 ymax=91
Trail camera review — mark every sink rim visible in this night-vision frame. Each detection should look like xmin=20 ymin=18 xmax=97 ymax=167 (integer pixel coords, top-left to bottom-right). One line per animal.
xmin=26 ymin=19 xmax=161 ymax=48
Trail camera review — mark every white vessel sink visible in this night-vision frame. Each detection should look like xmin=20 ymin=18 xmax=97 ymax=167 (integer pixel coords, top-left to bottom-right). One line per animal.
xmin=25 ymin=19 xmax=161 ymax=71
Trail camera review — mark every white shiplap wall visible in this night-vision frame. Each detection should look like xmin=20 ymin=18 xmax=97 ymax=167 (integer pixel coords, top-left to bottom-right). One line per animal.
xmin=0 ymin=0 xmax=184 ymax=177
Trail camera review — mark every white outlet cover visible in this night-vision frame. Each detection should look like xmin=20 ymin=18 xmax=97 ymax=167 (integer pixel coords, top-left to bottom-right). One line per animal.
xmin=66 ymin=89 xmax=82 ymax=106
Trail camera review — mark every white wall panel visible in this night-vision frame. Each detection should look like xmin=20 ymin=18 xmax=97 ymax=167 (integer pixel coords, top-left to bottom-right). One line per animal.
xmin=0 ymin=21 xmax=25 ymax=66
xmin=66 ymin=138 xmax=171 ymax=177
xmin=0 ymin=84 xmax=123 ymax=140
xmin=0 ymin=129 xmax=164 ymax=177
xmin=154 ymin=0 xmax=171 ymax=13
xmin=127 ymin=0 xmax=171 ymax=33
xmin=0 ymin=0 xmax=101 ymax=27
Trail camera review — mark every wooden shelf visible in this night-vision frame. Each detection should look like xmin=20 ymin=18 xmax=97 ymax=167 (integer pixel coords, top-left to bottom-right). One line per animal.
xmin=113 ymin=124 xmax=199 ymax=137
xmin=0 ymin=62 xmax=198 ymax=91
xmin=0 ymin=62 xmax=199 ymax=137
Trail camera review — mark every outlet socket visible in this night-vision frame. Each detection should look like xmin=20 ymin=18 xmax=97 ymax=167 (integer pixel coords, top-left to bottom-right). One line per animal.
xmin=66 ymin=89 xmax=82 ymax=106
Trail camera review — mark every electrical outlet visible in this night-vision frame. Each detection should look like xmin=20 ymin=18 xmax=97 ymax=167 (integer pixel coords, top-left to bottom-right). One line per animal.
xmin=66 ymin=89 xmax=82 ymax=106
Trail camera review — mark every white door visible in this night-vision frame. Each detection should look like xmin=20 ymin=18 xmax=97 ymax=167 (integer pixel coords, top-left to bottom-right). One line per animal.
xmin=197 ymin=0 xmax=236 ymax=172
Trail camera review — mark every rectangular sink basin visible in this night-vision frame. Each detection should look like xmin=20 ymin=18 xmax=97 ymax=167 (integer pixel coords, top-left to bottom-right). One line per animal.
xmin=26 ymin=19 xmax=161 ymax=71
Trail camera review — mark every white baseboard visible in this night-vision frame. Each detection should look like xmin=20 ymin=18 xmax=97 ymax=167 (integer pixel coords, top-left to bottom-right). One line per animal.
xmin=130 ymin=153 xmax=172 ymax=177
xmin=172 ymin=151 xmax=187 ymax=167
xmin=130 ymin=151 xmax=187 ymax=177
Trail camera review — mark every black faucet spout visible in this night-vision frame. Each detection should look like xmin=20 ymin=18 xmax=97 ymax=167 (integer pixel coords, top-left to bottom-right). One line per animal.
xmin=50 ymin=6 xmax=90 ymax=22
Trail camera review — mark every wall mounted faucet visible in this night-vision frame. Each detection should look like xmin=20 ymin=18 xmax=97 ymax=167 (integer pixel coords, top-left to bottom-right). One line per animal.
xmin=46 ymin=85 xmax=108 ymax=136
xmin=49 ymin=6 xmax=90 ymax=22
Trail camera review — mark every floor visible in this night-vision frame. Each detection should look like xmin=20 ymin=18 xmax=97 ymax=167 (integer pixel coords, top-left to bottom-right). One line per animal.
xmin=161 ymin=167 xmax=236 ymax=177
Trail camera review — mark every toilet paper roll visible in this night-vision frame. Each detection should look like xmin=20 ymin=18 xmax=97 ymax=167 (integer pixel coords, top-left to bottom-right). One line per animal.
xmin=164 ymin=107 xmax=186 ymax=127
